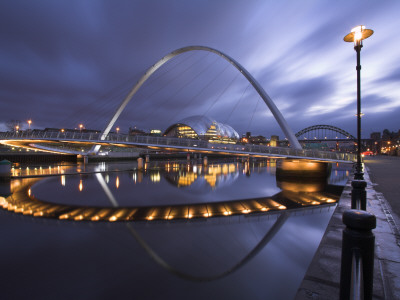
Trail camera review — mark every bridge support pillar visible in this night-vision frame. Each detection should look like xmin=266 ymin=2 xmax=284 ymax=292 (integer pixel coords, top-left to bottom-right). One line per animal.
xmin=0 ymin=160 xmax=11 ymax=178
xmin=137 ymin=157 xmax=144 ymax=170
xmin=145 ymin=155 xmax=150 ymax=163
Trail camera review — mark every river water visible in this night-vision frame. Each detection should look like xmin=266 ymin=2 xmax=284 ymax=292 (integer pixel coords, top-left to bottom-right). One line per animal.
xmin=0 ymin=158 xmax=351 ymax=299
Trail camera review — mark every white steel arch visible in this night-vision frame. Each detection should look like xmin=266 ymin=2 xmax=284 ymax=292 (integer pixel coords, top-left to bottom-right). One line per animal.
xmin=92 ymin=46 xmax=301 ymax=153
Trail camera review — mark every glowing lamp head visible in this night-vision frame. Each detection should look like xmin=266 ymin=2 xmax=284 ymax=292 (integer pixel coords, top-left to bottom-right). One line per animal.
xmin=344 ymin=25 xmax=373 ymax=46
xmin=352 ymin=25 xmax=365 ymax=43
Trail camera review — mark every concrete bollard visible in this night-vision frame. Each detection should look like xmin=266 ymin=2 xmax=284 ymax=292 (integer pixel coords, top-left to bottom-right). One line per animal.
xmin=340 ymin=209 xmax=376 ymax=300
xmin=0 ymin=160 xmax=12 ymax=178
xmin=145 ymin=155 xmax=150 ymax=163
xmin=351 ymin=180 xmax=367 ymax=210
xmin=137 ymin=157 xmax=144 ymax=170
xmin=203 ymin=156 xmax=208 ymax=166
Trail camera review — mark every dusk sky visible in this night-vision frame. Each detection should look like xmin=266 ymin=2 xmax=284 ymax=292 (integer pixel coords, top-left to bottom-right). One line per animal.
xmin=1 ymin=0 xmax=399 ymax=138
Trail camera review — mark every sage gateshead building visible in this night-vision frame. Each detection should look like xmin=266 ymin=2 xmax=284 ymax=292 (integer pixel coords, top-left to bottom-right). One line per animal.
xmin=164 ymin=115 xmax=240 ymax=144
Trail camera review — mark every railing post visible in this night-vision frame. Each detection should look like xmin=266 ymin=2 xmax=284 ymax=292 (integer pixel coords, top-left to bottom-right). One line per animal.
xmin=351 ymin=180 xmax=367 ymax=210
xmin=340 ymin=209 xmax=376 ymax=300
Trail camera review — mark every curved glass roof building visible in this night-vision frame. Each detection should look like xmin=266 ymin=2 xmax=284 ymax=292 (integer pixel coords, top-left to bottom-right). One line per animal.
xmin=164 ymin=115 xmax=239 ymax=144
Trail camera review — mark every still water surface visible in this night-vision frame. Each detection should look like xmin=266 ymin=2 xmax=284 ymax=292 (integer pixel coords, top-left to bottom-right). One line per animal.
xmin=0 ymin=159 xmax=351 ymax=299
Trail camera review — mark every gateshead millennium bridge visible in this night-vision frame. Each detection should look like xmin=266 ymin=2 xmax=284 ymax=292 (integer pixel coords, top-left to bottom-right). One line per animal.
xmin=0 ymin=46 xmax=357 ymax=163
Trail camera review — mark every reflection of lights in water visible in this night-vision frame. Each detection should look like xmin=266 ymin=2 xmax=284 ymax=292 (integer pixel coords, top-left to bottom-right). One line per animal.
xmin=133 ymin=172 xmax=137 ymax=183
xmin=177 ymin=173 xmax=197 ymax=187
xmin=193 ymin=165 xmax=197 ymax=173
xmin=116 ymin=176 xmax=120 ymax=189
xmin=150 ymin=172 xmax=161 ymax=183
xmin=61 ymin=175 xmax=66 ymax=186
xmin=2 ymin=168 xmax=340 ymax=222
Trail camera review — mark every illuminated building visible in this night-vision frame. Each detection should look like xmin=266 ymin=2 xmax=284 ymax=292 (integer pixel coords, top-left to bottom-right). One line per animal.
xmin=164 ymin=115 xmax=239 ymax=144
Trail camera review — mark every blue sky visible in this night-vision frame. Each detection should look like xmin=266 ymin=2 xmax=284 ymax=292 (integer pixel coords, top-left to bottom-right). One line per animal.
xmin=1 ymin=0 xmax=399 ymax=138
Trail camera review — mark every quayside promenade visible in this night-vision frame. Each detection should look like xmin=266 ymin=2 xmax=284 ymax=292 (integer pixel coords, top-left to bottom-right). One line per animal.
xmin=296 ymin=155 xmax=400 ymax=299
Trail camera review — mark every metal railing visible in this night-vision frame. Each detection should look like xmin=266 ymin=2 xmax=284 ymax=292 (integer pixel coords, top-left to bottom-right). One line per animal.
xmin=0 ymin=131 xmax=357 ymax=162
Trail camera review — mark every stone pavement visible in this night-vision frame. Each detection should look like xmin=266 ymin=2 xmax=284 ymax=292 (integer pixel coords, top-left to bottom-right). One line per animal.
xmin=295 ymin=160 xmax=400 ymax=299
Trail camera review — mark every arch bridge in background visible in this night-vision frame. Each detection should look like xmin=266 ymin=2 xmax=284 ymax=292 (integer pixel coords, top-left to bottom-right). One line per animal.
xmin=91 ymin=45 xmax=302 ymax=153
xmin=295 ymin=125 xmax=356 ymax=140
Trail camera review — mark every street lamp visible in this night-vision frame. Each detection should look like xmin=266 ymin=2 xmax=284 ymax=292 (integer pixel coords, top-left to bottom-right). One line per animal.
xmin=27 ymin=120 xmax=32 ymax=130
xmin=116 ymin=127 xmax=120 ymax=134
xmin=344 ymin=25 xmax=373 ymax=180
xmin=79 ymin=124 xmax=83 ymax=132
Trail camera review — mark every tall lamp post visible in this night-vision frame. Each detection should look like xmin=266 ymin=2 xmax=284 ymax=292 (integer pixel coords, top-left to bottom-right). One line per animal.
xmin=344 ymin=25 xmax=373 ymax=180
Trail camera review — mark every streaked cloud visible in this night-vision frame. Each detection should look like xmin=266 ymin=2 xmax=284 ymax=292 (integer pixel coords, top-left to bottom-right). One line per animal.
xmin=0 ymin=0 xmax=399 ymax=138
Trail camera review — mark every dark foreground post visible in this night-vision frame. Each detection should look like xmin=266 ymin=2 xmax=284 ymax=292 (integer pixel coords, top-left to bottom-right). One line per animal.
xmin=351 ymin=180 xmax=367 ymax=210
xmin=340 ymin=210 xmax=376 ymax=300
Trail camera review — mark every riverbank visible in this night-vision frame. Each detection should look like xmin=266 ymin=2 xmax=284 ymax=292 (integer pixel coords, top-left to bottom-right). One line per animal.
xmin=295 ymin=156 xmax=400 ymax=299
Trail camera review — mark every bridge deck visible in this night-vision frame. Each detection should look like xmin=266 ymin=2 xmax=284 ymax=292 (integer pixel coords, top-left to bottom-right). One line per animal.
xmin=0 ymin=131 xmax=356 ymax=163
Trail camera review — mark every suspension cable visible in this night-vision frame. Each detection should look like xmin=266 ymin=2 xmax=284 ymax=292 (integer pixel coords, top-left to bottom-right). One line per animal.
xmin=202 ymin=71 xmax=240 ymax=118
xmin=223 ymin=83 xmax=251 ymax=124
xmin=129 ymin=52 xmax=213 ymax=123
xmin=246 ymin=97 xmax=261 ymax=134
xmin=170 ymin=59 xmax=231 ymax=123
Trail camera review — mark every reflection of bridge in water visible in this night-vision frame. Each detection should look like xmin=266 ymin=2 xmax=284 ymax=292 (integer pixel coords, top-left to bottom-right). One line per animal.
xmin=1 ymin=160 xmax=344 ymax=222
xmin=0 ymin=160 xmax=340 ymax=282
